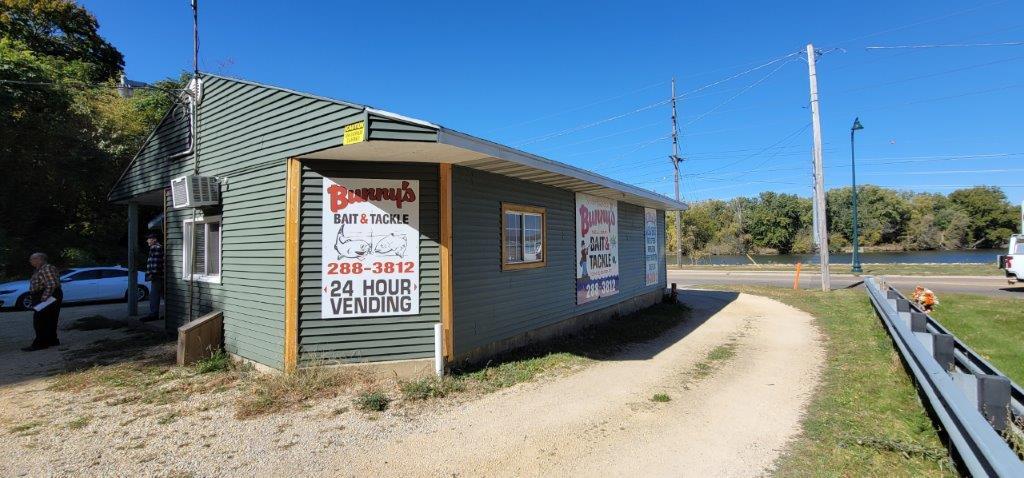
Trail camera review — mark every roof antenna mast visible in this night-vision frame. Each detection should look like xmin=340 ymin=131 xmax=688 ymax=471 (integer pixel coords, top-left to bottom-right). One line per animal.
xmin=187 ymin=0 xmax=201 ymax=324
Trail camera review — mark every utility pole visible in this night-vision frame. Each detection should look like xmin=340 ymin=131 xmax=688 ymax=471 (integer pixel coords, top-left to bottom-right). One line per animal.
xmin=670 ymin=78 xmax=683 ymax=268
xmin=805 ymin=43 xmax=831 ymax=291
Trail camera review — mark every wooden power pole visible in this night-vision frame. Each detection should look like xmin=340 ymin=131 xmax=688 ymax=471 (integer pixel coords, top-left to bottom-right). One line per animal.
xmin=670 ymin=78 xmax=683 ymax=268
xmin=805 ymin=43 xmax=831 ymax=291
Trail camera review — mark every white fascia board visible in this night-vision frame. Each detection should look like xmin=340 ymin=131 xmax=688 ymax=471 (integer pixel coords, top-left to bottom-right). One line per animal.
xmin=437 ymin=128 xmax=687 ymax=211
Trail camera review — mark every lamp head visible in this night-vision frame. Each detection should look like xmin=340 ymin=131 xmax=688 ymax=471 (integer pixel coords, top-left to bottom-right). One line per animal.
xmin=851 ymin=117 xmax=864 ymax=131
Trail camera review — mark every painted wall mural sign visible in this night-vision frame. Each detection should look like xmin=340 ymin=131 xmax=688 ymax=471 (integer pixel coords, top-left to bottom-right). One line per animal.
xmin=644 ymin=208 xmax=659 ymax=286
xmin=576 ymin=193 xmax=619 ymax=304
xmin=321 ymin=178 xmax=420 ymax=318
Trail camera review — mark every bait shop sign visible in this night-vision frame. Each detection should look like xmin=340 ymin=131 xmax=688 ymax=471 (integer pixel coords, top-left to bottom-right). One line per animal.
xmin=644 ymin=208 xmax=659 ymax=286
xmin=321 ymin=178 xmax=420 ymax=318
xmin=575 ymin=193 xmax=619 ymax=304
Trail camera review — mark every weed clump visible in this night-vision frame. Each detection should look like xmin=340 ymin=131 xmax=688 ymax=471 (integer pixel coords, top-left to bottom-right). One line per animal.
xmin=235 ymin=365 xmax=354 ymax=419
xmin=195 ymin=349 xmax=232 ymax=374
xmin=67 ymin=416 xmax=91 ymax=429
xmin=355 ymin=390 xmax=390 ymax=411
xmin=651 ymin=393 xmax=671 ymax=403
xmin=400 ymin=377 xmax=465 ymax=400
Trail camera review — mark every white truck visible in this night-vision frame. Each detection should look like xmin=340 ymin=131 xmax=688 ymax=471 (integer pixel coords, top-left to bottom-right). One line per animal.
xmin=998 ymin=234 xmax=1024 ymax=285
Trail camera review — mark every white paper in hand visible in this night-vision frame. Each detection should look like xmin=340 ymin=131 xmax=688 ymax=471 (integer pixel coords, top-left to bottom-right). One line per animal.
xmin=32 ymin=297 xmax=56 ymax=312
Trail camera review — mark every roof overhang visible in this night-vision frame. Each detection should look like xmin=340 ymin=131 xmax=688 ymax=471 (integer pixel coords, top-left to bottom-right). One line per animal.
xmin=299 ymin=131 xmax=686 ymax=211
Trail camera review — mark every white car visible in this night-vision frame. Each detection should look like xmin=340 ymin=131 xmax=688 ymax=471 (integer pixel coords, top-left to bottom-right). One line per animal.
xmin=0 ymin=266 xmax=150 ymax=310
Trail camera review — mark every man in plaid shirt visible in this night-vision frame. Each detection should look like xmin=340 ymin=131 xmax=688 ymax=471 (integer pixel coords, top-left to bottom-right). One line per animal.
xmin=142 ymin=233 xmax=164 ymax=322
xmin=23 ymin=252 xmax=63 ymax=351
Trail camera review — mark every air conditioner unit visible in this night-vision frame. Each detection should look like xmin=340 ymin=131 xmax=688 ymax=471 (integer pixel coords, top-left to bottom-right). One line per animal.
xmin=170 ymin=175 xmax=221 ymax=209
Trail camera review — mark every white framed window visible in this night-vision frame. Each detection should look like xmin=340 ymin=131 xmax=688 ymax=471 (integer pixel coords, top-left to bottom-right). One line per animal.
xmin=501 ymin=203 xmax=546 ymax=270
xmin=183 ymin=215 xmax=222 ymax=283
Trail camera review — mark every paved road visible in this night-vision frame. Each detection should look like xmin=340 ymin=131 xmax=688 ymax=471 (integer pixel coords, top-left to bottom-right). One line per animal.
xmin=668 ymin=270 xmax=1024 ymax=298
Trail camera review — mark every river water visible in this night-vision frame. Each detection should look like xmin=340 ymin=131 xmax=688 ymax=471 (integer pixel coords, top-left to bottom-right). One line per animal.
xmin=675 ymin=249 xmax=1003 ymax=266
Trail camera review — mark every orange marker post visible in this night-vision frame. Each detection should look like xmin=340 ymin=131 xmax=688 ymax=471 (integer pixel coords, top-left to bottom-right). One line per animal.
xmin=793 ymin=262 xmax=802 ymax=290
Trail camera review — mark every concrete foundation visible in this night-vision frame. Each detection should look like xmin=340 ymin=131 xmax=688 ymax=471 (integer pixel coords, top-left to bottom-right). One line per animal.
xmin=453 ymin=289 xmax=666 ymax=366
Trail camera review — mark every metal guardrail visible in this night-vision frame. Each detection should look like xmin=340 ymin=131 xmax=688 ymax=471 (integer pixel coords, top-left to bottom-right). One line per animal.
xmin=864 ymin=276 xmax=1024 ymax=477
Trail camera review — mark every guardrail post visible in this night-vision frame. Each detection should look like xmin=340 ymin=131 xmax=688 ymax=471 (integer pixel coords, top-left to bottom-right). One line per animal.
xmin=896 ymin=299 xmax=911 ymax=313
xmin=910 ymin=312 xmax=928 ymax=333
xmin=932 ymin=333 xmax=955 ymax=372
xmin=977 ymin=375 xmax=1012 ymax=431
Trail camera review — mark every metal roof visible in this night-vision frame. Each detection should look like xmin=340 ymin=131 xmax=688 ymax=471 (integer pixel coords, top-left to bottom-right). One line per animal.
xmin=208 ymin=74 xmax=687 ymax=211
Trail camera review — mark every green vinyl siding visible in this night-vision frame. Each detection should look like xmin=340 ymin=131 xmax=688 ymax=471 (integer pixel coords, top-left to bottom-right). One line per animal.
xmin=130 ymin=75 xmax=371 ymax=370
xmin=297 ymin=160 xmax=440 ymax=363
xmin=367 ymin=113 xmax=438 ymax=142
xmin=452 ymin=166 xmax=667 ymax=356
xmin=109 ymin=73 xmax=671 ymax=370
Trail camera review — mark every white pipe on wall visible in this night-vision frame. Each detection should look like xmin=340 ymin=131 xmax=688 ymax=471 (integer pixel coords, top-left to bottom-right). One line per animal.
xmin=433 ymin=323 xmax=444 ymax=377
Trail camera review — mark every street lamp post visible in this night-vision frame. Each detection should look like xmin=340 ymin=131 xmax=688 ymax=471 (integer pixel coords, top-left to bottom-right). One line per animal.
xmin=850 ymin=117 xmax=864 ymax=274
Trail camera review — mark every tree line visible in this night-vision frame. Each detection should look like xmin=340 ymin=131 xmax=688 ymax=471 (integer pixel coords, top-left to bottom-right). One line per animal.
xmin=668 ymin=185 xmax=1021 ymax=259
xmin=1 ymin=0 xmax=183 ymax=277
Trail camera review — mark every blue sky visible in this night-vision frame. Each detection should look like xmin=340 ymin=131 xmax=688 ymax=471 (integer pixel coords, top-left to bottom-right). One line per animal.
xmin=83 ymin=0 xmax=1024 ymax=204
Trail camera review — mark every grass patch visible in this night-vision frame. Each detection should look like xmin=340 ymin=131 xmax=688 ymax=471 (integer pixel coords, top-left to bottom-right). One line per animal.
xmin=690 ymin=340 xmax=739 ymax=380
xmin=67 ymin=416 xmax=90 ymax=429
xmin=399 ymin=376 xmax=465 ymax=400
xmin=8 ymin=420 xmax=45 ymax=434
xmin=926 ymin=293 xmax=1024 ymax=384
xmin=675 ymin=263 xmax=1000 ymax=277
xmin=195 ymin=349 xmax=232 ymax=374
xmin=234 ymin=365 xmax=355 ymax=419
xmin=712 ymin=286 xmax=955 ymax=477
xmin=157 ymin=412 xmax=178 ymax=425
xmin=354 ymin=389 xmax=390 ymax=411
xmin=52 ymin=361 xmax=178 ymax=393
xmin=453 ymin=302 xmax=690 ymax=391
xmin=651 ymin=393 xmax=671 ymax=403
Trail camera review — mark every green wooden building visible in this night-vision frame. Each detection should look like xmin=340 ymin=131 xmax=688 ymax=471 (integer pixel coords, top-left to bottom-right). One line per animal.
xmin=109 ymin=74 xmax=685 ymax=372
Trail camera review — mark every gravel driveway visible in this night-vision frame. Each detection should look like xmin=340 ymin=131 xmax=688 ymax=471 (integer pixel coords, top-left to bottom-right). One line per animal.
xmin=0 ymin=290 xmax=824 ymax=477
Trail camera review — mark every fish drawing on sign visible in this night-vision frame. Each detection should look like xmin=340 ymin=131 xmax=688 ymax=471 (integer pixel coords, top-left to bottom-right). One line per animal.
xmin=373 ymin=233 xmax=408 ymax=258
xmin=334 ymin=224 xmax=371 ymax=260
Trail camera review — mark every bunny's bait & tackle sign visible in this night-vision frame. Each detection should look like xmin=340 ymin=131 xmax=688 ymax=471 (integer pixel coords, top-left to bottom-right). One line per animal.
xmin=575 ymin=193 xmax=619 ymax=305
xmin=321 ymin=178 xmax=420 ymax=318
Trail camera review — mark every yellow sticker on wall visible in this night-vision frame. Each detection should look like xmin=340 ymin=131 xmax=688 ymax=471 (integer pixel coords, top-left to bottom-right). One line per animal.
xmin=343 ymin=121 xmax=366 ymax=146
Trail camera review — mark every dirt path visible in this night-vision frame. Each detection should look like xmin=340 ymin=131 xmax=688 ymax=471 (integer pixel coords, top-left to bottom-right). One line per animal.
xmin=316 ymin=290 xmax=825 ymax=477
xmin=0 ymin=291 xmax=823 ymax=477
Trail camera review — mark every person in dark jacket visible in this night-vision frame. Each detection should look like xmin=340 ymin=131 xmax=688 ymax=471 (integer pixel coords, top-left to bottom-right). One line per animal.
xmin=23 ymin=252 xmax=63 ymax=351
xmin=142 ymin=233 xmax=163 ymax=322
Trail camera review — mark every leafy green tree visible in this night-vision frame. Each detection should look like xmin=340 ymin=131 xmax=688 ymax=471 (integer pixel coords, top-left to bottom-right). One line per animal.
xmin=746 ymin=192 xmax=810 ymax=254
xmin=0 ymin=1 xmax=181 ymax=276
xmin=0 ymin=0 xmax=123 ymax=81
xmin=826 ymin=185 xmax=910 ymax=247
xmin=904 ymin=193 xmax=971 ymax=250
xmin=948 ymin=186 xmax=1019 ymax=248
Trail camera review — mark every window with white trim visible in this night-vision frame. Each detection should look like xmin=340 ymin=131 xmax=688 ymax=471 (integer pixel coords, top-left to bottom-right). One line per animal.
xmin=183 ymin=216 xmax=222 ymax=282
xmin=501 ymin=203 xmax=546 ymax=270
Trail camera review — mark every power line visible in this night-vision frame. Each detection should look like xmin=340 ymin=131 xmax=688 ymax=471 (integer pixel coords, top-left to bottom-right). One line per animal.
xmin=686 ymin=123 xmax=812 ymax=177
xmin=866 ymin=41 xmax=1024 ymax=50
xmin=510 ymin=50 xmax=803 ymax=147
xmin=681 ymin=56 xmax=800 ymax=129
xmin=536 ymin=121 xmax=663 ymax=153
xmin=828 ymin=54 xmax=1024 ymax=96
xmin=483 ymin=80 xmax=667 ymax=134
xmin=688 ymin=152 xmax=1024 ymax=179
xmin=826 ymin=0 xmax=1011 ymax=48
xmin=514 ymin=100 xmax=670 ymax=146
